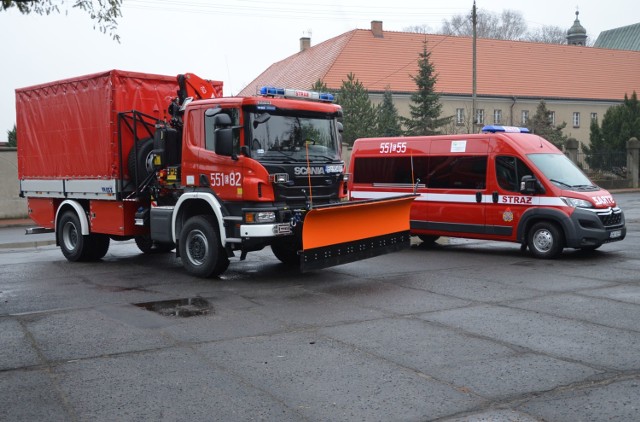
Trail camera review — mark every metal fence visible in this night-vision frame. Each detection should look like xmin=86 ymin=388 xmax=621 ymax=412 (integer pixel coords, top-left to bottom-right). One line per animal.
xmin=571 ymin=151 xmax=627 ymax=179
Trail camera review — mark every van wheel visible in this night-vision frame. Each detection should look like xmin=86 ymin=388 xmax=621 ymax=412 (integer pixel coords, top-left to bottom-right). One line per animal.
xmin=179 ymin=215 xmax=229 ymax=278
xmin=527 ymin=222 xmax=563 ymax=259
xmin=271 ymin=239 xmax=300 ymax=265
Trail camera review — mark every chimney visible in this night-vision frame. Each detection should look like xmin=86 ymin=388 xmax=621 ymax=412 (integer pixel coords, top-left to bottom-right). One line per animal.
xmin=371 ymin=21 xmax=383 ymax=38
xmin=300 ymin=37 xmax=311 ymax=51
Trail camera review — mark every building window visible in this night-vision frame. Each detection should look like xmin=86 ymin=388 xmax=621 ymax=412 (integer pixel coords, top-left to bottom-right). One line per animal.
xmin=456 ymin=108 xmax=465 ymax=125
xmin=548 ymin=111 xmax=556 ymax=126
xmin=521 ymin=110 xmax=529 ymax=125
xmin=573 ymin=112 xmax=580 ymax=128
xmin=493 ymin=109 xmax=502 ymax=125
xmin=475 ymin=109 xmax=485 ymax=125
xmin=591 ymin=112 xmax=598 ymax=123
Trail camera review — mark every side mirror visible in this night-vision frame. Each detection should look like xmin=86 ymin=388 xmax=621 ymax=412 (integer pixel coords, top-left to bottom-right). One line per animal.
xmin=520 ymin=175 xmax=545 ymax=195
xmin=215 ymin=128 xmax=233 ymax=156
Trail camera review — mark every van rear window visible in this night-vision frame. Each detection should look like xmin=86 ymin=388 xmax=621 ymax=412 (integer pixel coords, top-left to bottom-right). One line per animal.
xmin=353 ymin=156 xmax=487 ymax=189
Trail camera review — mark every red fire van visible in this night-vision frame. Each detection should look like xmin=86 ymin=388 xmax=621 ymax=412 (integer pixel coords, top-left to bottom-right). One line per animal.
xmin=348 ymin=126 xmax=626 ymax=258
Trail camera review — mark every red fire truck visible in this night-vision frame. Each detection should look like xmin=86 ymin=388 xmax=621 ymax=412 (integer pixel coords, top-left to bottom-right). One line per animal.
xmin=348 ymin=126 xmax=626 ymax=258
xmin=16 ymin=70 xmax=413 ymax=277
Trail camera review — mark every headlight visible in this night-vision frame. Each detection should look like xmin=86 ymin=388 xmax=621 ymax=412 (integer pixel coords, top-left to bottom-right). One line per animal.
xmin=561 ymin=197 xmax=593 ymax=208
xmin=245 ymin=211 xmax=276 ymax=223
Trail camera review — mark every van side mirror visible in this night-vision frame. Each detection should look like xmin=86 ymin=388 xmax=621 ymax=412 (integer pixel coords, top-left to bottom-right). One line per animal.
xmin=520 ymin=175 xmax=545 ymax=195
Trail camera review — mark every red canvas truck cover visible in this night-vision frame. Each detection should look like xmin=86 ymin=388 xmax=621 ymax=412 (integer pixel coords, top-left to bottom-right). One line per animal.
xmin=16 ymin=70 xmax=180 ymax=180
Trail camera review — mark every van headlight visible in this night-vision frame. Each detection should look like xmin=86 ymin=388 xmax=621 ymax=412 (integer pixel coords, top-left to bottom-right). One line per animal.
xmin=561 ymin=197 xmax=593 ymax=208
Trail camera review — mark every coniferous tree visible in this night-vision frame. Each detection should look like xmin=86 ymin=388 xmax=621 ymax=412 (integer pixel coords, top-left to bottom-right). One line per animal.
xmin=404 ymin=41 xmax=450 ymax=136
xmin=7 ymin=125 xmax=17 ymax=147
xmin=584 ymin=91 xmax=640 ymax=170
xmin=338 ymin=73 xmax=377 ymax=146
xmin=529 ymin=100 xmax=568 ymax=148
xmin=377 ymin=88 xmax=402 ymax=137
xmin=311 ymin=79 xmax=329 ymax=93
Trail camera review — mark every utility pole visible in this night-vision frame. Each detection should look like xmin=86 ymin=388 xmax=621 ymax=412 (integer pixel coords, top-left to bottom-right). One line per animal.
xmin=472 ymin=0 xmax=477 ymax=130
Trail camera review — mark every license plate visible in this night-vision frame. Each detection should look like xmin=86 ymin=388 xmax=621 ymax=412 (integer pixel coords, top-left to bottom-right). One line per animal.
xmin=610 ymin=230 xmax=622 ymax=239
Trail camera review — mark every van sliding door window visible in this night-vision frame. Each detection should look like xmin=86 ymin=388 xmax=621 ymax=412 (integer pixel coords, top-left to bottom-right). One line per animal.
xmin=427 ymin=156 xmax=487 ymax=189
xmin=353 ymin=157 xmax=426 ymax=186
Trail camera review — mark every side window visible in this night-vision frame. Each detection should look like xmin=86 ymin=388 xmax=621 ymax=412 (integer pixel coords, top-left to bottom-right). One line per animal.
xmin=353 ymin=156 xmax=427 ymax=186
xmin=428 ymin=156 xmax=487 ymax=189
xmin=496 ymin=155 xmax=534 ymax=192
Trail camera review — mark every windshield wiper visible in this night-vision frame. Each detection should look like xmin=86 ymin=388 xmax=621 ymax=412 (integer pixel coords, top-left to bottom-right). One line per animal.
xmin=549 ymin=179 xmax=572 ymax=188
xmin=306 ymin=154 xmax=338 ymax=162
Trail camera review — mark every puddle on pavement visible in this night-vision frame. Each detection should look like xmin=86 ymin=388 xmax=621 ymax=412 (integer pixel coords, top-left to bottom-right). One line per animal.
xmin=134 ymin=297 xmax=212 ymax=317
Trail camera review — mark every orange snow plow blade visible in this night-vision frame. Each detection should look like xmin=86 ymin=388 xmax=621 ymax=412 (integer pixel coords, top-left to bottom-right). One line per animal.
xmin=301 ymin=195 xmax=416 ymax=272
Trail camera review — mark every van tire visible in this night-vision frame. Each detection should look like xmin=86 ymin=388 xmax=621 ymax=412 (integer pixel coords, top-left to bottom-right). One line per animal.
xmin=527 ymin=222 xmax=563 ymax=259
xmin=179 ymin=215 xmax=229 ymax=278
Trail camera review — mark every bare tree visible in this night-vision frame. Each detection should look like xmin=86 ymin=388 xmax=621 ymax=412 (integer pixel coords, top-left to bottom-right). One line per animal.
xmin=1 ymin=0 xmax=122 ymax=41
xmin=402 ymin=24 xmax=433 ymax=34
xmin=526 ymin=25 xmax=567 ymax=44
xmin=440 ymin=9 xmax=527 ymax=41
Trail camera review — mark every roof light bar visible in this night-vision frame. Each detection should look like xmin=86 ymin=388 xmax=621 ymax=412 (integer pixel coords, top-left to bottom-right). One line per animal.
xmin=482 ymin=125 xmax=530 ymax=133
xmin=259 ymin=86 xmax=334 ymax=102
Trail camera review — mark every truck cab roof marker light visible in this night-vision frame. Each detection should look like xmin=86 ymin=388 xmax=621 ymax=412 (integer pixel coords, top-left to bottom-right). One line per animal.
xmin=482 ymin=125 xmax=530 ymax=133
xmin=259 ymin=86 xmax=334 ymax=103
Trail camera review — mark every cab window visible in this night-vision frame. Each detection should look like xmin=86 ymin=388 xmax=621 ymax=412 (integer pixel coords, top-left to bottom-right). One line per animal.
xmin=496 ymin=155 xmax=534 ymax=192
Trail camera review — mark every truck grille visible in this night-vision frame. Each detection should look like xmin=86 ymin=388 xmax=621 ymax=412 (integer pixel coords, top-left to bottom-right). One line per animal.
xmin=597 ymin=208 xmax=623 ymax=228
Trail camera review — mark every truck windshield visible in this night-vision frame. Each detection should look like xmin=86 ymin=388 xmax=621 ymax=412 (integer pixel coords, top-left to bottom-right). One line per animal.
xmin=248 ymin=111 xmax=340 ymax=163
xmin=527 ymin=153 xmax=597 ymax=190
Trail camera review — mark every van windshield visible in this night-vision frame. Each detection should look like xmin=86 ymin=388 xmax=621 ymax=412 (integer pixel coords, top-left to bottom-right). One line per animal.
xmin=527 ymin=153 xmax=597 ymax=190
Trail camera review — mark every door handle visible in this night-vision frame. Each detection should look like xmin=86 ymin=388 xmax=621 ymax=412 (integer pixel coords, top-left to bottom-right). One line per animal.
xmin=475 ymin=192 xmax=482 ymax=203
xmin=492 ymin=191 xmax=499 ymax=203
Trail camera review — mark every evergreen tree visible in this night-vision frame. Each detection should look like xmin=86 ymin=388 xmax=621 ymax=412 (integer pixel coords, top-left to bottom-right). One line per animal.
xmin=529 ymin=100 xmax=568 ymax=148
xmin=377 ymin=88 xmax=402 ymax=137
xmin=584 ymin=91 xmax=640 ymax=170
xmin=337 ymin=73 xmax=377 ymax=146
xmin=311 ymin=79 xmax=329 ymax=93
xmin=7 ymin=125 xmax=17 ymax=147
xmin=404 ymin=41 xmax=450 ymax=136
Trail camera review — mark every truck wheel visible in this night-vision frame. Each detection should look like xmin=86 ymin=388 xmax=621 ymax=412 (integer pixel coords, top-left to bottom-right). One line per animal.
xmin=127 ymin=138 xmax=155 ymax=184
xmin=58 ymin=211 xmax=92 ymax=262
xmin=87 ymin=234 xmax=110 ymax=260
xmin=135 ymin=235 xmax=175 ymax=254
xmin=527 ymin=222 xmax=563 ymax=259
xmin=271 ymin=239 xmax=300 ymax=265
xmin=179 ymin=215 xmax=229 ymax=278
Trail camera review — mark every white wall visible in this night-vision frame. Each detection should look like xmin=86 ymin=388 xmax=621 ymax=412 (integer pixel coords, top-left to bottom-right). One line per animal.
xmin=0 ymin=148 xmax=28 ymax=218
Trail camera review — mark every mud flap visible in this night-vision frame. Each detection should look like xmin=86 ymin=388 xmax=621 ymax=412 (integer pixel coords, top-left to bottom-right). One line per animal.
xmin=300 ymin=195 xmax=416 ymax=272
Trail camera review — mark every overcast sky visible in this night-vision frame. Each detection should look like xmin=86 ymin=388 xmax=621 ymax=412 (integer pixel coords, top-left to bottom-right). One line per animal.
xmin=1 ymin=0 xmax=638 ymax=139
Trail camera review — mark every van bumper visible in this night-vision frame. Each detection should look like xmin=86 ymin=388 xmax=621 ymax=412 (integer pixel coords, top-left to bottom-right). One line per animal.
xmin=565 ymin=207 xmax=626 ymax=248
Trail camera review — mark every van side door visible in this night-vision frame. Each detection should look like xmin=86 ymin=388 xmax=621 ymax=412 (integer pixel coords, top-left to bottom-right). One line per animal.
xmin=485 ymin=155 xmax=536 ymax=239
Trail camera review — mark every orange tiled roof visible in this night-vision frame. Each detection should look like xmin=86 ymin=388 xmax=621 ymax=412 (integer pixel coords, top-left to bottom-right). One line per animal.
xmin=239 ymin=29 xmax=640 ymax=101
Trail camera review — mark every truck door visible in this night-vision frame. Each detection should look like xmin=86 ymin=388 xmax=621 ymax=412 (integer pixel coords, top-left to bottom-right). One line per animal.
xmin=199 ymin=107 xmax=244 ymax=201
xmin=421 ymin=139 xmax=489 ymax=237
xmin=485 ymin=155 xmax=536 ymax=240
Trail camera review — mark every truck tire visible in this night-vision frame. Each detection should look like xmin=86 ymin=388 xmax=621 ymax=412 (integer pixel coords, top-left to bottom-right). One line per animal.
xmin=527 ymin=221 xmax=563 ymax=259
xmin=127 ymin=138 xmax=155 ymax=185
xmin=271 ymin=239 xmax=300 ymax=265
xmin=135 ymin=235 xmax=175 ymax=254
xmin=179 ymin=215 xmax=229 ymax=278
xmin=87 ymin=234 xmax=110 ymax=260
xmin=58 ymin=210 xmax=108 ymax=262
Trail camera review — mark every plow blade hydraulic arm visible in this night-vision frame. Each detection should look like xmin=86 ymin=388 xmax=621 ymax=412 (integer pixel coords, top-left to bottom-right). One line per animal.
xmin=300 ymin=195 xmax=416 ymax=272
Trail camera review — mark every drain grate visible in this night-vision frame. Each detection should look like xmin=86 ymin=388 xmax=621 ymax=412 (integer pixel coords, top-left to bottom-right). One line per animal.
xmin=134 ymin=297 xmax=212 ymax=317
